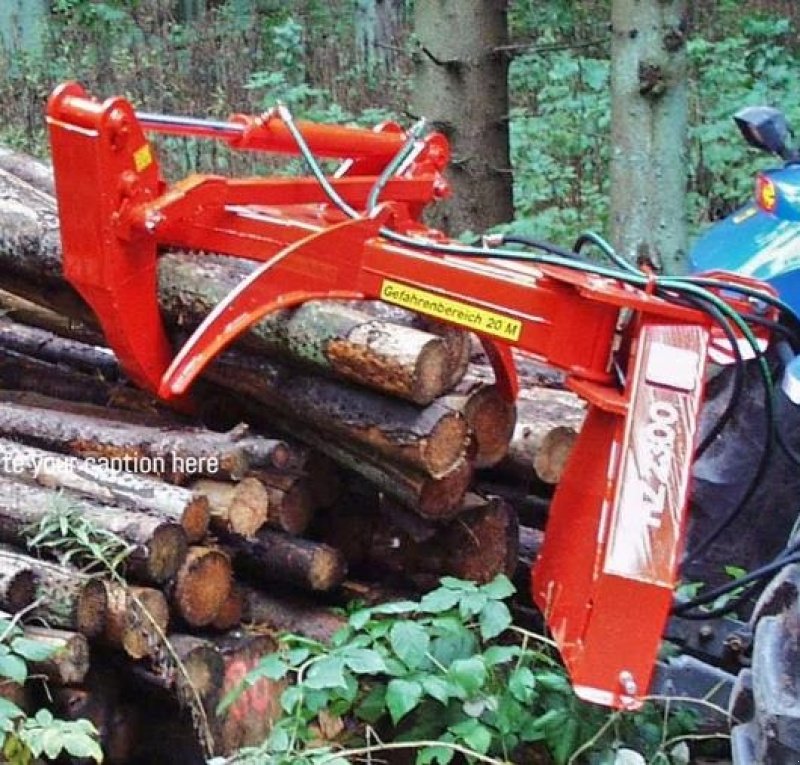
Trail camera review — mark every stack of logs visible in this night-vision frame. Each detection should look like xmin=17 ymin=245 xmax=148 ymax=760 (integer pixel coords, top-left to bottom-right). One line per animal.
xmin=0 ymin=149 xmax=588 ymax=764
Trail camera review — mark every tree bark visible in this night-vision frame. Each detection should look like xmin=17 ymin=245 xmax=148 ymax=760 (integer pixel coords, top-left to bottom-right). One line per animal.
xmin=223 ymin=530 xmax=347 ymax=593
xmin=610 ymin=0 xmax=689 ymax=274
xmin=0 ymin=400 xmax=284 ymax=482
xmin=210 ymin=633 xmax=283 ymax=757
xmin=4 ymin=552 xmax=109 ymax=637
xmin=0 ymin=148 xmax=54 ymax=196
xmin=242 ymin=586 xmax=347 ymax=644
xmin=169 ymin=546 xmax=233 ymax=628
xmin=0 ymin=477 xmax=187 ymax=584
xmin=0 ymin=438 xmax=210 ymax=543
xmin=412 ymin=0 xmax=513 ymax=234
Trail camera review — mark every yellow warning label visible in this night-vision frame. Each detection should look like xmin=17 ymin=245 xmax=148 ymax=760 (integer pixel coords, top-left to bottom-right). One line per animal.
xmin=133 ymin=144 xmax=153 ymax=173
xmin=380 ymin=279 xmax=522 ymax=341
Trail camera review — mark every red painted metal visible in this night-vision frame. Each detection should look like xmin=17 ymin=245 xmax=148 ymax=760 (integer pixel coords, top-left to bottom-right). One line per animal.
xmin=45 ymin=83 xmax=778 ymax=709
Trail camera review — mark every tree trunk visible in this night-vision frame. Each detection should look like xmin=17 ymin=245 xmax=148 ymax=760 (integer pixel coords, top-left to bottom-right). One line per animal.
xmin=0 ymin=438 xmax=210 ymax=543
xmin=441 ymin=372 xmax=516 ymax=468
xmin=610 ymin=0 xmax=689 ymax=274
xmin=244 ymin=470 xmax=315 ymax=535
xmin=412 ymin=0 xmax=513 ymax=234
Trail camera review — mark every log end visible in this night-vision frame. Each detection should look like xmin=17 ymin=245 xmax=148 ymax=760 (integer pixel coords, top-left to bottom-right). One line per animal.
xmin=465 ymin=385 xmax=517 ymax=468
xmin=183 ymin=494 xmax=212 ymax=544
xmin=227 ymin=478 xmax=269 ymax=538
xmin=146 ymin=523 xmax=189 ymax=583
xmin=4 ymin=568 xmax=37 ymax=613
xmin=418 ymin=459 xmax=474 ymax=520
xmin=76 ymin=578 xmax=109 ymax=639
xmin=173 ymin=547 xmax=232 ymax=628
xmin=307 ymin=544 xmax=348 ymax=592
xmin=124 ymin=587 xmax=170 ymax=660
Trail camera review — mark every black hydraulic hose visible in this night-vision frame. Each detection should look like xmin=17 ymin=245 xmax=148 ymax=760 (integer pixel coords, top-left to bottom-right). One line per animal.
xmin=499 ymin=234 xmax=589 ymax=261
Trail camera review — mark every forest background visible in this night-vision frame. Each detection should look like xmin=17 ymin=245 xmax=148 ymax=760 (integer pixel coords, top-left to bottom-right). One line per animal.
xmin=1 ymin=0 xmax=799 ymax=247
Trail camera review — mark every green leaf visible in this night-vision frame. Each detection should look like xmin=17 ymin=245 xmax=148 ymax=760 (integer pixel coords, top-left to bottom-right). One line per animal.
xmin=253 ymin=653 xmax=289 ymax=681
xmin=0 ymin=697 xmax=23 ymax=723
xmin=10 ymin=637 xmax=54 ymax=662
xmin=390 ymin=622 xmax=430 ymax=670
xmin=479 ymin=600 xmax=512 ymax=640
xmin=421 ymin=676 xmax=452 ymax=705
xmin=508 ymin=666 xmax=536 ymax=703
xmin=280 ymin=686 xmax=303 ymax=714
xmin=462 ymin=721 xmax=493 ymax=754
xmin=61 ymin=731 xmax=103 ymax=762
xmin=370 ymin=600 xmax=418 ymax=615
xmin=355 ymin=684 xmax=386 ymax=724
xmin=0 ymin=653 xmax=26 ymax=684
xmin=440 ymin=577 xmax=477 ymax=592
xmin=418 ymin=587 xmax=461 ymax=613
xmin=483 ymin=645 xmax=520 ymax=666
xmin=417 ymin=744 xmax=454 ymax=764
xmin=480 ymin=575 xmax=515 ymax=600
xmin=385 ymin=678 xmax=423 ymax=724
xmin=342 ymin=647 xmax=387 ymax=675
xmin=348 ymin=609 xmax=371 ymax=630
xmin=459 ymin=591 xmax=488 ymax=619
xmin=448 ymin=656 xmax=486 ymax=697
xmin=305 ymin=656 xmax=347 ymax=690
xmin=430 ymin=629 xmax=476 ymax=667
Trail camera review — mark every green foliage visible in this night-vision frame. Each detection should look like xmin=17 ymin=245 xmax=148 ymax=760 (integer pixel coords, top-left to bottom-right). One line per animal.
xmin=0 ymin=615 xmax=101 ymax=764
xmin=215 ymin=576 xmax=698 ymax=765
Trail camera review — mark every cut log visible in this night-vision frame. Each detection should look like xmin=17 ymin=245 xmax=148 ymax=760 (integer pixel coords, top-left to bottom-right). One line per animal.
xmin=23 ymin=626 xmax=90 ymax=685
xmin=0 ymin=348 xmax=131 ymax=407
xmin=0 ymin=400 xmax=286 ymax=482
xmin=0 ymin=289 xmax=104 ymax=346
xmin=169 ymin=547 xmax=232 ymax=628
xmin=0 ymin=550 xmax=38 ymax=613
xmin=223 ymin=530 xmax=347 ymax=593
xmin=0 ymin=477 xmax=187 ymax=584
xmin=245 ymin=470 xmax=314 ymax=535
xmin=242 ymin=586 xmax=346 ymax=644
xmin=441 ymin=372 xmax=516 ymax=468
xmin=208 ymin=351 xmax=469 ymax=477
xmin=0 ymin=438 xmax=210 ymax=543
xmin=349 ymin=299 xmax=471 ymax=389
xmin=0 ymin=171 xmax=459 ymax=404
xmin=0 ymin=317 xmax=119 ymax=378
xmin=103 ymin=583 xmax=170 ymax=660
xmin=497 ymin=388 xmax=586 ymax=486
xmin=6 ymin=552 xmax=109 ymax=637
xmin=191 ymin=478 xmax=269 ymax=538
xmin=210 ymin=632 xmax=283 ymax=757
xmin=0 ymin=148 xmax=54 ymax=195
xmin=158 ymin=254 xmax=456 ymax=404
xmin=166 ymin=634 xmax=226 ymax=715
xmin=319 ymin=493 xmax=519 ymax=585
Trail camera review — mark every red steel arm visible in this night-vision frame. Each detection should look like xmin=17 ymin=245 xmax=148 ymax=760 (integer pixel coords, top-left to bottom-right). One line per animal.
xmin=45 ymin=83 xmax=775 ymax=709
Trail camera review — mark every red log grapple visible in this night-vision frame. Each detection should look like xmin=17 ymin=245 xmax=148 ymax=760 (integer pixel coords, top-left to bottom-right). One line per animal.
xmin=46 ymin=82 xmax=776 ymax=708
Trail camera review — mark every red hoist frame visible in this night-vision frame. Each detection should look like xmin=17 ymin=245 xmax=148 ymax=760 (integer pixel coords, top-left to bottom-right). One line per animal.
xmin=46 ymin=82 xmax=774 ymax=709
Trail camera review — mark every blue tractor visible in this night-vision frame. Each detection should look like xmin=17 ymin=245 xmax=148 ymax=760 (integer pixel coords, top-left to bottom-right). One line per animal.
xmin=689 ymin=106 xmax=800 ymax=764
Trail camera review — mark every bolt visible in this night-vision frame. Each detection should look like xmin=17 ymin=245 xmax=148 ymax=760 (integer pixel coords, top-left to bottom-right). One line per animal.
xmin=619 ymin=670 xmax=638 ymax=697
xmin=698 ymin=625 xmax=714 ymax=642
xmin=725 ymin=634 xmax=745 ymax=653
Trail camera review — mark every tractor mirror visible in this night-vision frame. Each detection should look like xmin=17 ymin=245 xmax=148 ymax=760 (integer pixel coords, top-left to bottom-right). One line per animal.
xmin=734 ymin=106 xmax=792 ymax=159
